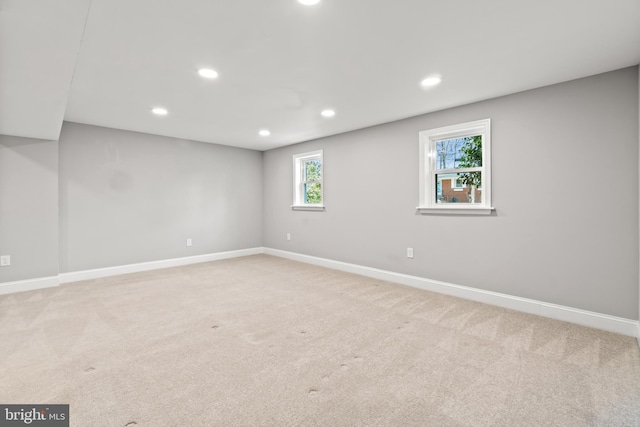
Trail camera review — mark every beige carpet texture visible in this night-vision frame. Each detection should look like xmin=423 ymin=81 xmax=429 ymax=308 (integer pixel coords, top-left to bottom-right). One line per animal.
xmin=1 ymin=254 xmax=639 ymax=426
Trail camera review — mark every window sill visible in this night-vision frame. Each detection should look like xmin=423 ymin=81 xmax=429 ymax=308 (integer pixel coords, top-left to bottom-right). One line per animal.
xmin=417 ymin=206 xmax=494 ymax=215
xmin=291 ymin=205 xmax=325 ymax=212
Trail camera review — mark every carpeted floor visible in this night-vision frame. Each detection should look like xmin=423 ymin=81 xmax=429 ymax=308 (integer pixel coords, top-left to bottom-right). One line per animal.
xmin=1 ymin=254 xmax=639 ymax=426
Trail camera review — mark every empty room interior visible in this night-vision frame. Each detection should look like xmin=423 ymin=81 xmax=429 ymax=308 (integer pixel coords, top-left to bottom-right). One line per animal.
xmin=1 ymin=1 xmax=640 ymax=426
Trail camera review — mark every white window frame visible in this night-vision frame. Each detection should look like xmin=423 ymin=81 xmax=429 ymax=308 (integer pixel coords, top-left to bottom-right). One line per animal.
xmin=292 ymin=150 xmax=324 ymax=211
xmin=452 ymin=177 xmax=465 ymax=191
xmin=418 ymin=119 xmax=494 ymax=215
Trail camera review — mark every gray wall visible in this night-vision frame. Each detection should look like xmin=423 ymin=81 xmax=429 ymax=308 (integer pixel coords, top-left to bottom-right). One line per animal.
xmin=59 ymin=122 xmax=263 ymax=272
xmin=264 ymin=66 xmax=640 ymax=320
xmin=0 ymin=135 xmax=59 ymax=282
xmin=1 ymin=68 xmax=638 ymax=323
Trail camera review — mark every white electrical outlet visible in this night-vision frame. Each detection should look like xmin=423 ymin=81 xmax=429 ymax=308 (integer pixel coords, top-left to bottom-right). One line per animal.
xmin=186 ymin=238 xmax=192 ymax=247
xmin=0 ymin=255 xmax=10 ymax=267
xmin=286 ymin=233 xmax=291 ymax=241
xmin=406 ymin=248 xmax=414 ymax=259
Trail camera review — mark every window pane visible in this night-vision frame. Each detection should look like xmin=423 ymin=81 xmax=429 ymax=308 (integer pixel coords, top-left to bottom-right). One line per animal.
xmin=304 ymin=182 xmax=322 ymax=204
xmin=305 ymin=159 xmax=322 ymax=181
xmin=435 ymin=172 xmax=482 ymax=204
xmin=435 ymin=136 xmax=482 ymax=170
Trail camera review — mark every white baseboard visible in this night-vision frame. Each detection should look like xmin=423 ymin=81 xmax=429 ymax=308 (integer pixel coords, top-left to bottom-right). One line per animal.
xmin=0 ymin=248 xmax=264 ymax=294
xmin=3 ymin=248 xmax=638 ymax=341
xmin=59 ymin=247 xmax=264 ymax=284
xmin=264 ymin=248 xmax=640 ymax=339
xmin=0 ymin=276 xmax=60 ymax=295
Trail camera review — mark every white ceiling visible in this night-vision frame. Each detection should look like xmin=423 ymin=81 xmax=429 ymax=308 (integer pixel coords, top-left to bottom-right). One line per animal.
xmin=2 ymin=0 xmax=640 ymax=151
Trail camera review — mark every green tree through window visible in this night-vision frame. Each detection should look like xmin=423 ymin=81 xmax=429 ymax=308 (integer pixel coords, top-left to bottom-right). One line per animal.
xmin=293 ymin=150 xmax=323 ymax=209
xmin=419 ymin=118 xmax=492 ymax=212
xmin=458 ymin=135 xmax=482 ymax=188
xmin=304 ymin=159 xmax=322 ymax=204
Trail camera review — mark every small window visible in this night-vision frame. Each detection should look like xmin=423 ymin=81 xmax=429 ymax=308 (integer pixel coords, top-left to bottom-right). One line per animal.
xmin=453 ymin=177 xmax=466 ymax=190
xmin=292 ymin=150 xmax=324 ymax=211
xmin=419 ymin=119 xmax=493 ymax=214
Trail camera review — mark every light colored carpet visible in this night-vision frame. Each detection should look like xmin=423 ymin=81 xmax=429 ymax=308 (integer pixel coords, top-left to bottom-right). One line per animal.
xmin=1 ymin=254 xmax=639 ymax=426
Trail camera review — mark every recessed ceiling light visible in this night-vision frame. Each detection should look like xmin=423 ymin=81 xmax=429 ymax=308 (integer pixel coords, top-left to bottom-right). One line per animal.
xmin=298 ymin=0 xmax=320 ymax=5
xmin=198 ymin=68 xmax=218 ymax=79
xmin=259 ymin=129 xmax=271 ymax=137
xmin=152 ymin=107 xmax=168 ymax=116
xmin=321 ymin=109 xmax=335 ymax=118
xmin=420 ymin=76 xmax=442 ymax=87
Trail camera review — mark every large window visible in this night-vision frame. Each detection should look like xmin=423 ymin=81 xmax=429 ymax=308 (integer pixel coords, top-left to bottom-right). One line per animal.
xmin=419 ymin=119 xmax=493 ymax=214
xmin=292 ymin=150 xmax=324 ymax=211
